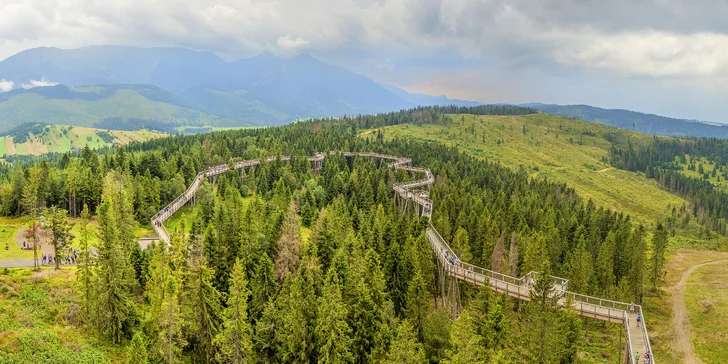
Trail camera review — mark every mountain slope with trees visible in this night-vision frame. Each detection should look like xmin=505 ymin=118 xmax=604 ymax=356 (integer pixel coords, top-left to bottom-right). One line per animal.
xmin=528 ymin=103 xmax=728 ymax=139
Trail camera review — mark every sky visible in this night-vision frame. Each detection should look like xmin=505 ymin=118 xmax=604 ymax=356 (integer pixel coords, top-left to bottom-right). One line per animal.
xmin=1 ymin=0 xmax=727 ymax=122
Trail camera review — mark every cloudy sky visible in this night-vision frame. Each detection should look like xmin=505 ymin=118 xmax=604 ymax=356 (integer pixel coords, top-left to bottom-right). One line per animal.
xmin=1 ymin=0 xmax=726 ymax=121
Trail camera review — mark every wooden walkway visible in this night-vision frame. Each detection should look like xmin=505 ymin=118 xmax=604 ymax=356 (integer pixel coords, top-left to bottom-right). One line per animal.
xmin=151 ymin=151 xmax=653 ymax=363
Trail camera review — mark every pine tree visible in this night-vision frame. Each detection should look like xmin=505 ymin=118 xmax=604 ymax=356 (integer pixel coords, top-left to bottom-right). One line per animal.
xmin=216 ymin=259 xmax=254 ymax=364
xmin=451 ymin=227 xmax=473 ymax=263
xmin=278 ymin=262 xmax=318 ymax=363
xmin=254 ymin=298 xmax=279 ymax=363
xmin=316 ymin=274 xmax=353 ymax=364
xmin=158 ymin=275 xmax=185 ymax=364
xmin=275 ymin=201 xmax=302 ymax=280
xmin=95 ymin=171 xmax=137 ymax=344
xmin=385 ymin=320 xmax=426 ymax=364
xmin=443 ymin=310 xmax=484 ymax=364
xmin=484 ymin=295 xmax=510 ymax=352
xmin=650 ymin=222 xmax=668 ymax=290
xmin=565 ymin=235 xmax=592 ymax=294
xmin=491 ymin=231 xmax=506 ymax=272
xmin=250 ymin=252 xmax=278 ymax=322
xmin=77 ymin=205 xmax=94 ymax=321
xmin=405 ymin=269 xmax=430 ymax=342
xmin=126 ymin=332 xmax=149 ymax=364
xmin=525 ymin=260 xmax=558 ymax=364
xmin=555 ymin=301 xmax=581 ymax=364
xmin=185 ymin=251 xmax=223 ymax=363
xmin=46 ymin=206 xmax=73 ymax=270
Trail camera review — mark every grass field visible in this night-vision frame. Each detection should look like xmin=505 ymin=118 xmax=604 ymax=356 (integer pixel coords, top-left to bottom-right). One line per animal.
xmin=0 ymin=217 xmax=34 ymax=261
xmin=645 ymin=249 xmax=728 ymax=363
xmin=686 ymin=261 xmax=728 ymax=363
xmin=378 ymin=113 xmax=682 ymax=224
xmin=0 ymin=125 xmax=166 ymax=157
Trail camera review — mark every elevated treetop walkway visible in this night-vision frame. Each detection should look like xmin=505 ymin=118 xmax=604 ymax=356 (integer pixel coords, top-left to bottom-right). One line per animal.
xmin=151 ymin=151 xmax=653 ymax=363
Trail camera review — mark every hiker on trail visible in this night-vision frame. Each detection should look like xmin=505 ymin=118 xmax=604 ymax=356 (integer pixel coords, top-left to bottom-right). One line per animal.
xmin=637 ymin=314 xmax=642 ymax=327
xmin=630 ymin=302 xmax=635 ymax=312
xmin=635 ymin=352 xmax=640 ymax=362
xmin=23 ymin=241 xmax=26 ymax=249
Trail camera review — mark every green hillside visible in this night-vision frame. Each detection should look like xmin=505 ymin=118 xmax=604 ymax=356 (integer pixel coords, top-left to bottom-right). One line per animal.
xmin=378 ymin=113 xmax=684 ymax=223
xmin=0 ymin=124 xmax=166 ymax=156
xmin=0 ymin=85 xmax=250 ymax=133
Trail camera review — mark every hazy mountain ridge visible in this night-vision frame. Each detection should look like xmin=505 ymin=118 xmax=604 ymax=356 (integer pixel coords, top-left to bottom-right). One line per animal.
xmin=526 ymin=103 xmax=728 ymax=139
xmin=0 ymin=46 xmax=418 ymax=130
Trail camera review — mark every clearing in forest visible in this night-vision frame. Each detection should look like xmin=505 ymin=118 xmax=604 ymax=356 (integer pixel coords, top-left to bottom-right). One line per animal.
xmin=378 ymin=113 xmax=684 ymax=223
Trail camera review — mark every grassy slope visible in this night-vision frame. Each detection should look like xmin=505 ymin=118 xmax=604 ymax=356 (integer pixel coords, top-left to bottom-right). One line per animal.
xmin=679 ymin=156 xmax=728 ymax=193
xmin=0 ymin=125 xmax=166 ymax=156
xmin=0 ymin=89 xmax=237 ymax=130
xmin=686 ymin=261 xmax=728 ymax=363
xmin=0 ymin=268 xmax=116 ymax=363
xmin=380 ymin=113 xmax=682 ymax=223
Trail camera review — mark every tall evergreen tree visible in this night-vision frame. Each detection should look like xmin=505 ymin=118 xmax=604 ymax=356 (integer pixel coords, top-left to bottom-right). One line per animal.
xmin=158 ymin=275 xmax=185 ymax=364
xmin=126 ymin=332 xmax=149 ymax=364
xmin=316 ymin=274 xmax=354 ymax=364
xmin=443 ymin=310 xmax=484 ymax=364
xmin=216 ymin=259 xmax=254 ymax=364
xmin=385 ymin=320 xmax=426 ymax=364
xmin=650 ymin=222 xmax=669 ymax=290
xmin=95 ymin=171 xmax=137 ymax=344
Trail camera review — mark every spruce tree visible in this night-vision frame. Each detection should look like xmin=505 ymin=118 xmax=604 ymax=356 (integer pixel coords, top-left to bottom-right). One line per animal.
xmin=316 ymin=274 xmax=353 ymax=364
xmin=405 ymin=270 xmax=429 ymax=342
xmin=158 ymin=275 xmax=185 ymax=364
xmin=216 ymin=259 xmax=254 ymax=364
xmin=46 ymin=206 xmax=73 ymax=270
xmin=95 ymin=171 xmax=137 ymax=344
xmin=185 ymin=251 xmax=223 ymax=363
xmin=275 ymin=201 xmax=302 ymax=280
xmin=385 ymin=320 xmax=426 ymax=364
xmin=77 ymin=205 xmax=94 ymax=321
xmin=250 ymin=252 xmax=278 ymax=322
xmin=650 ymin=222 xmax=668 ymax=290
xmin=126 ymin=332 xmax=149 ymax=364
xmin=444 ymin=309 xmax=484 ymax=364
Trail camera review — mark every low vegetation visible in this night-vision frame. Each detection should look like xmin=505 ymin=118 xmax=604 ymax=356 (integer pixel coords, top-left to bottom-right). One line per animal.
xmin=0 ymin=124 xmax=165 ymax=157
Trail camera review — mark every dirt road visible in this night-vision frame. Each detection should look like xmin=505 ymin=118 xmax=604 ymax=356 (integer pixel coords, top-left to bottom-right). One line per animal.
xmin=672 ymin=259 xmax=728 ymax=364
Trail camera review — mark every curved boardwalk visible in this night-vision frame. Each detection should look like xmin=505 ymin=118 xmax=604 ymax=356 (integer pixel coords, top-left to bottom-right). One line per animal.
xmin=151 ymin=151 xmax=653 ymax=363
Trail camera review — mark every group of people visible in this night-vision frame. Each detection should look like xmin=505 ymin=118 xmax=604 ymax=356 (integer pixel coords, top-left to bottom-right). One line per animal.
xmin=635 ymin=351 xmax=651 ymax=363
xmin=441 ymin=247 xmax=461 ymax=267
xmin=41 ymin=246 xmax=79 ymax=266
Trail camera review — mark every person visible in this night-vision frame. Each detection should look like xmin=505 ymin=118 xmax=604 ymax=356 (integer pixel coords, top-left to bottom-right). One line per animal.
xmin=635 ymin=352 xmax=640 ymax=362
xmin=630 ymin=302 xmax=635 ymax=312
xmin=23 ymin=240 xmax=26 ymax=249
xmin=637 ymin=314 xmax=641 ymax=327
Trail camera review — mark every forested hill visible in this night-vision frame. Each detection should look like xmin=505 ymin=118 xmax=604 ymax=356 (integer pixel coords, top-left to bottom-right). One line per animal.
xmin=529 ymin=103 xmax=728 ymax=139
xmin=0 ymin=104 xmax=660 ymax=362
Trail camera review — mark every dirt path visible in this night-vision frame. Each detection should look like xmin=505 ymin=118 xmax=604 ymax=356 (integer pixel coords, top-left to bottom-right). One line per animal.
xmin=597 ymin=167 xmax=614 ymax=173
xmin=672 ymin=259 xmax=728 ymax=364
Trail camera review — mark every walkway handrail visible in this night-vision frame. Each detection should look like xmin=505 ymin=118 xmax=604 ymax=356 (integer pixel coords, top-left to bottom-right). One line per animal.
xmin=625 ymin=310 xmax=635 ymax=364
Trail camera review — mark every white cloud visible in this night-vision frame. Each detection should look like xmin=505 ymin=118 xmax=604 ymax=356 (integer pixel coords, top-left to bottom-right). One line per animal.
xmin=0 ymin=78 xmax=13 ymax=92
xmin=21 ymin=77 xmax=59 ymax=89
xmin=553 ymin=31 xmax=728 ymax=77
xmin=275 ymin=36 xmax=310 ymax=56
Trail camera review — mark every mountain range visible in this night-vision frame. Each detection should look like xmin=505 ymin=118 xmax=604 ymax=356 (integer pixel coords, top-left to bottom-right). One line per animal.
xmin=0 ymin=45 xmax=727 ymax=138
xmin=0 ymin=46 xmax=478 ymax=133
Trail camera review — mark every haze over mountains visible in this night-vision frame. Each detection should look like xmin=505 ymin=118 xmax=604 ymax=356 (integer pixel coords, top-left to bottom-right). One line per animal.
xmin=0 ymin=45 xmax=727 ymax=138
xmin=0 ymin=45 xmax=477 ymax=133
